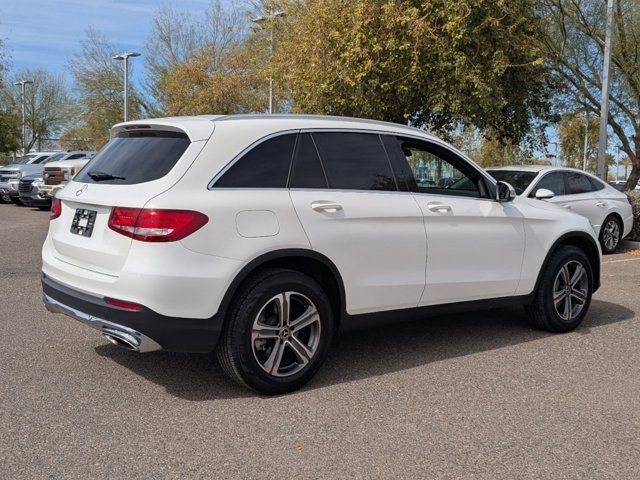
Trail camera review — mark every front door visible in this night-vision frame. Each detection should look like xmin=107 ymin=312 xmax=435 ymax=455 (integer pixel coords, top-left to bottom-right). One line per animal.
xmin=383 ymin=135 xmax=526 ymax=305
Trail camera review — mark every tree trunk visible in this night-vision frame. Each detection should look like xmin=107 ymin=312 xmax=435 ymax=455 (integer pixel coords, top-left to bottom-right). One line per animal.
xmin=625 ymin=164 xmax=640 ymax=191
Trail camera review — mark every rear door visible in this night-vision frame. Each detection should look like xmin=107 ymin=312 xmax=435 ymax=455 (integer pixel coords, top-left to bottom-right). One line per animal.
xmin=542 ymin=171 xmax=604 ymax=231
xmin=50 ymin=129 xmax=207 ymax=276
xmin=289 ymin=132 xmax=426 ymax=315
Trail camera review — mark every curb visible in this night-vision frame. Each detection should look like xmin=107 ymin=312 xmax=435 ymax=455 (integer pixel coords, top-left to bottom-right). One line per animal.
xmin=621 ymin=239 xmax=640 ymax=250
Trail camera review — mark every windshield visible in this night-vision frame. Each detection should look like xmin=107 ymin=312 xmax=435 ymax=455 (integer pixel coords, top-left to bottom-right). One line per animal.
xmin=43 ymin=153 xmax=65 ymax=164
xmin=16 ymin=154 xmax=37 ymax=164
xmin=75 ymin=131 xmax=190 ymax=185
xmin=488 ymin=170 xmax=539 ymax=195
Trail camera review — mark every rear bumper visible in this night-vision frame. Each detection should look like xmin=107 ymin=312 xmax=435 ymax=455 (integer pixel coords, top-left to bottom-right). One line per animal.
xmin=42 ymin=274 xmax=224 ymax=353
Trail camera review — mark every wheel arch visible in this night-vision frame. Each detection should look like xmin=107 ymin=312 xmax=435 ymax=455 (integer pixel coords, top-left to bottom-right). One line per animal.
xmin=217 ymin=249 xmax=347 ymax=329
xmin=533 ymin=232 xmax=601 ymax=296
xmin=602 ymin=211 xmax=624 ymax=232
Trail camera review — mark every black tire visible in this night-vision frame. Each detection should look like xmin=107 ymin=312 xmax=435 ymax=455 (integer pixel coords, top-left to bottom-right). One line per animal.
xmin=525 ymin=245 xmax=593 ymax=332
xmin=599 ymin=215 xmax=622 ymax=254
xmin=10 ymin=197 xmax=23 ymax=206
xmin=216 ymin=268 xmax=335 ymax=395
xmin=0 ymin=194 xmax=11 ymax=204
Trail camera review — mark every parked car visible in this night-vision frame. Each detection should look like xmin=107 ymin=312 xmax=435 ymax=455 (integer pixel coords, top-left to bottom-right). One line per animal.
xmin=0 ymin=152 xmax=58 ymax=203
xmin=609 ymin=180 xmax=640 ymax=192
xmin=0 ymin=151 xmax=95 ymax=205
xmin=487 ymin=166 xmax=633 ymax=254
xmin=38 ymin=155 xmax=94 ymax=199
xmin=18 ymin=174 xmax=50 ymax=208
xmin=609 ymin=180 xmax=626 ymax=192
xmin=43 ymin=115 xmax=601 ymax=395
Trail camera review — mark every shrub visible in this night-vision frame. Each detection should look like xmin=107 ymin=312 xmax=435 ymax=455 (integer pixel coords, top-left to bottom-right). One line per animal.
xmin=626 ymin=191 xmax=640 ymax=241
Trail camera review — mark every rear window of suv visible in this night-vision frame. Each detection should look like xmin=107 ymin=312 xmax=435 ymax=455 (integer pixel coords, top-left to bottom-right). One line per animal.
xmin=75 ymin=130 xmax=190 ymax=185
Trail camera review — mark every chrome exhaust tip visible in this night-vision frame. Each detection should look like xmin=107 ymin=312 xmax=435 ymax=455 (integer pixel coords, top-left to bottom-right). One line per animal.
xmin=43 ymin=293 xmax=162 ymax=352
xmin=102 ymin=328 xmax=142 ymax=351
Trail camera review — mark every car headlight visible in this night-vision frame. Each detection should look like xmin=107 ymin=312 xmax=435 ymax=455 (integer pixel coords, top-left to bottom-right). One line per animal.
xmin=16 ymin=171 xmax=23 ymax=179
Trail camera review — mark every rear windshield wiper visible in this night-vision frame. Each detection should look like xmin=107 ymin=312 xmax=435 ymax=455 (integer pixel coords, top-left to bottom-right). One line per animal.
xmin=87 ymin=171 xmax=126 ymax=181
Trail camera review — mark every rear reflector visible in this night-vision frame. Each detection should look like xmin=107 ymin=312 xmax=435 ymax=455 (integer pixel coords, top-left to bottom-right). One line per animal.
xmin=108 ymin=207 xmax=208 ymax=242
xmin=106 ymin=298 xmax=144 ymax=311
xmin=50 ymin=198 xmax=62 ymax=220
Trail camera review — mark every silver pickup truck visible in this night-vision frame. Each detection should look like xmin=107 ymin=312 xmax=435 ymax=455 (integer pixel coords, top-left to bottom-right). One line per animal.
xmin=0 ymin=152 xmax=58 ymax=203
xmin=1 ymin=151 xmax=94 ymax=205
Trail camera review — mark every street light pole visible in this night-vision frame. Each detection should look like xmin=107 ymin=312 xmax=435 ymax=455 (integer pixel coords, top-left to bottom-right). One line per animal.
xmin=597 ymin=0 xmax=615 ymax=180
xmin=547 ymin=141 xmax=559 ymax=167
xmin=14 ymin=80 xmax=33 ymax=155
xmin=112 ymin=52 xmax=141 ymax=122
xmin=251 ymin=9 xmax=286 ymax=114
xmin=582 ymin=111 xmax=589 ymax=171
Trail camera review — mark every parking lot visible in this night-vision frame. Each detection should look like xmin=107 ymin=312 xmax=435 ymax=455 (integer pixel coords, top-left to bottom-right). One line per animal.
xmin=1 ymin=202 xmax=639 ymax=479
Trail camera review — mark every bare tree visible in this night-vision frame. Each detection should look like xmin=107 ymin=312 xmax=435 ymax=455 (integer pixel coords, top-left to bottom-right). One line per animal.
xmin=144 ymin=6 xmax=201 ymax=115
xmin=65 ymin=28 xmax=145 ymax=149
xmin=145 ymin=0 xmax=259 ymax=115
xmin=2 ymin=69 xmax=72 ymax=151
xmin=541 ymin=0 xmax=640 ymax=190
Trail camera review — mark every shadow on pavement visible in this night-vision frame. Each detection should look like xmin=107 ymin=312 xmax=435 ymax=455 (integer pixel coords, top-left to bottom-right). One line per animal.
xmin=94 ymin=299 xmax=634 ymax=400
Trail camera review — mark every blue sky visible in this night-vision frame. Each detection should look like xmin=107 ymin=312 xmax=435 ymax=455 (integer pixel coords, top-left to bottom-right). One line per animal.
xmin=0 ymin=0 xmax=212 ymax=84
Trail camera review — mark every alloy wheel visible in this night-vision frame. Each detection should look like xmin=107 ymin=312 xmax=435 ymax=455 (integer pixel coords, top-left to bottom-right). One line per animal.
xmin=251 ymin=292 xmax=321 ymax=377
xmin=602 ymin=219 xmax=620 ymax=251
xmin=553 ymin=260 xmax=589 ymax=321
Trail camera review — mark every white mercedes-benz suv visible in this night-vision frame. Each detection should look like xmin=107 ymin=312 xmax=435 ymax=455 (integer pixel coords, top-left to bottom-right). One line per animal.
xmin=42 ymin=115 xmax=601 ymax=395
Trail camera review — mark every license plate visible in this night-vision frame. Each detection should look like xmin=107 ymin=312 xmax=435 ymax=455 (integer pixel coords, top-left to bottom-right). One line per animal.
xmin=71 ymin=208 xmax=97 ymax=237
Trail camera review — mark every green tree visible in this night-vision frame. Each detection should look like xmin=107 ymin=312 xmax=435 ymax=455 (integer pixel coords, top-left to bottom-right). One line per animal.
xmin=557 ymin=112 xmax=600 ymax=173
xmin=0 ymin=39 xmax=20 ymax=154
xmin=273 ymin=0 xmax=553 ymax=144
xmin=540 ymin=0 xmax=640 ymax=190
xmin=65 ymin=28 xmax=145 ymax=149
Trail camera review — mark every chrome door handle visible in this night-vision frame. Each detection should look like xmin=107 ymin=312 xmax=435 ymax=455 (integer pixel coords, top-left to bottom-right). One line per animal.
xmin=427 ymin=202 xmax=452 ymax=213
xmin=311 ymin=201 xmax=343 ymax=212
xmin=596 ymin=201 xmax=606 ymax=207
xmin=561 ymin=204 xmax=572 ymax=209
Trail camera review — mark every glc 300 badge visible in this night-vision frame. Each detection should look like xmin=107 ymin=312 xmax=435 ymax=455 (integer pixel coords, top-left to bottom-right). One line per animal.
xmin=76 ymin=184 xmax=88 ymax=196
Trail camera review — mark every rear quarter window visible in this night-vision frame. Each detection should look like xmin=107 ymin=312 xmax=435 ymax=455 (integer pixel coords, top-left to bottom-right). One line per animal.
xmin=213 ymin=133 xmax=297 ymax=188
xmin=74 ymin=131 xmax=190 ymax=185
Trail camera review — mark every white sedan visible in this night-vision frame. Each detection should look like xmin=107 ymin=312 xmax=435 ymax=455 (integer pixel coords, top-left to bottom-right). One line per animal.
xmin=487 ymin=166 xmax=634 ymax=253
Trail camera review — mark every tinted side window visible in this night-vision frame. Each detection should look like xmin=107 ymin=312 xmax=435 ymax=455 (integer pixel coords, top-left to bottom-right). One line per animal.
xmin=312 ymin=132 xmax=396 ymax=191
xmin=565 ymin=172 xmax=594 ymax=194
xmin=588 ymin=176 xmax=606 ymax=191
xmin=33 ymin=155 xmax=50 ymax=164
xmin=215 ymin=134 xmax=297 ymax=188
xmin=380 ymin=135 xmax=416 ymax=192
xmin=534 ymin=172 xmax=565 ymax=196
xmin=68 ymin=154 xmax=87 ymax=160
xmin=290 ymin=134 xmax=328 ymax=189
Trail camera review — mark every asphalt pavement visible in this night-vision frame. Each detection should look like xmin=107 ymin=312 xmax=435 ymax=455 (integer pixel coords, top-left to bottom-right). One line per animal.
xmin=1 ymin=203 xmax=640 ymax=479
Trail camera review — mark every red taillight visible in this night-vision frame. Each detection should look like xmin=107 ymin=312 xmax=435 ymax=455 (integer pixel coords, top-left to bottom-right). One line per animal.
xmin=108 ymin=207 xmax=208 ymax=242
xmin=50 ymin=198 xmax=62 ymax=220
xmin=106 ymin=298 xmax=144 ymax=311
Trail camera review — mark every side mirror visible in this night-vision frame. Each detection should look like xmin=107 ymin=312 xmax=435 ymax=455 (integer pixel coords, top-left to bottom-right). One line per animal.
xmin=496 ymin=180 xmax=516 ymax=202
xmin=535 ymin=188 xmax=555 ymax=200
